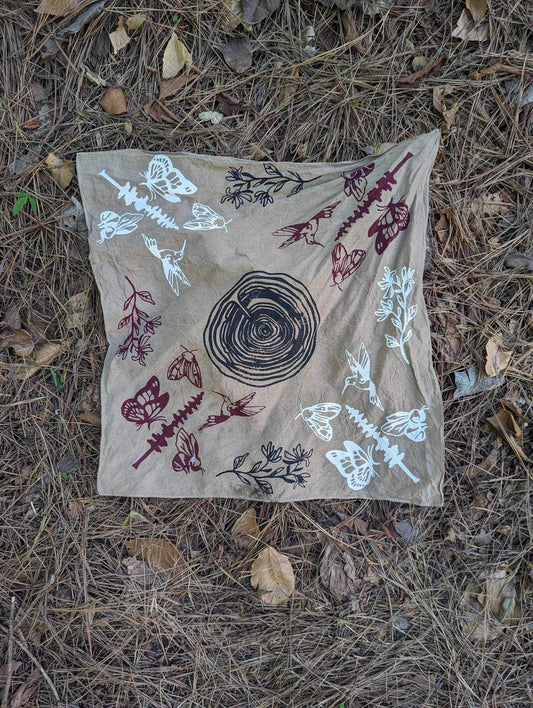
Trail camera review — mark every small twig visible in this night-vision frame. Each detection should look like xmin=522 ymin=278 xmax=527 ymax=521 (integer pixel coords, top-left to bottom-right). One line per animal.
xmin=1 ymin=597 xmax=16 ymax=708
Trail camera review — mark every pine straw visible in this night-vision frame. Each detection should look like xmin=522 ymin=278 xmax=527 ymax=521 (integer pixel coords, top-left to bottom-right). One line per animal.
xmin=0 ymin=0 xmax=532 ymax=706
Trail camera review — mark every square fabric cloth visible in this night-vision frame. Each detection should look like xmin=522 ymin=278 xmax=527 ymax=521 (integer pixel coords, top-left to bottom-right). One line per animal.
xmin=77 ymin=129 xmax=444 ymax=505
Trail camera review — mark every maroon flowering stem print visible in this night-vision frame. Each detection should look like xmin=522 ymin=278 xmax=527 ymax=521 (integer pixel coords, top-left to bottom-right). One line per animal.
xmin=117 ymin=276 xmax=161 ymax=366
xmin=335 ymin=152 xmax=413 ymax=241
xmin=132 ymin=392 xmax=204 ymax=469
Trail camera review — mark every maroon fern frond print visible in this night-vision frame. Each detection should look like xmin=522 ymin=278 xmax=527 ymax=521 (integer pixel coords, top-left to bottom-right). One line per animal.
xmin=117 ymin=276 xmax=161 ymax=366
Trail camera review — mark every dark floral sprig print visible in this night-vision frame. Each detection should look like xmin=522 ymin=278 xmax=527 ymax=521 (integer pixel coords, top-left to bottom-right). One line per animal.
xmin=216 ymin=441 xmax=313 ymax=495
xmin=117 ymin=276 xmax=161 ymax=366
xmin=221 ymin=164 xmax=321 ymax=210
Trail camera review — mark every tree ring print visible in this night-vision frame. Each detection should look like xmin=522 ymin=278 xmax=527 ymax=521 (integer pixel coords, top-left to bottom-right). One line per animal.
xmin=204 ymin=271 xmax=320 ymax=387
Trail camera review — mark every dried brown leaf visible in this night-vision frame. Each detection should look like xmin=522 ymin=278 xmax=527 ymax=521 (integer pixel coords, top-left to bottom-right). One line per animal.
xmin=487 ymin=407 xmax=527 ymax=461
xmin=99 ymin=87 xmax=127 ymax=116
xmin=144 ymin=99 xmax=179 ymax=124
xmin=232 ymin=507 xmax=260 ymax=549
xmin=162 ymin=34 xmax=192 ymax=80
xmin=485 ymin=336 xmax=511 ymax=377
xmin=278 ymin=66 xmax=299 ymax=106
xmin=0 ymin=327 xmax=35 ymax=357
xmin=242 ymin=0 xmax=280 ymax=24
xmin=126 ymin=13 xmax=147 ymax=30
xmin=158 ymin=73 xmax=198 ymax=101
xmin=57 ymin=451 xmax=80 ymax=476
xmin=217 ymin=92 xmax=255 ymax=116
xmin=9 ymin=678 xmax=37 ymax=708
xmin=45 ymin=152 xmax=75 ymax=189
xmin=214 ymin=37 xmax=253 ymax=74
xmin=16 ymin=341 xmax=64 ymax=379
xmin=251 ymin=546 xmax=295 ymax=605
xmin=36 ymin=0 xmax=83 ymax=16
xmin=121 ymin=556 xmax=157 ymax=585
xmin=397 ymin=55 xmax=446 ymax=88
xmin=452 ymin=9 xmax=489 ymax=42
xmin=463 ymin=569 xmax=519 ymax=641
xmin=65 ymin=290 xmax=90 ymax=331
xmin=124 ymin=539 xmax=186 ymax=573
xmin=109 ymin=16 xmax=130 ymax=55
xmin=504 ymin=251 xmax=533 ymax=271
xmin=466 ymin=0 xmax=487 ymax=22
xmin=223 ymin=0 xmax=243 ymax=29
xmin=468 ymin=446 xmax=499 ymax=480
xmin=319 ymin=541 xmax=361 ymax=602
xmin=78 ymin=412 xmax=102 ymax=426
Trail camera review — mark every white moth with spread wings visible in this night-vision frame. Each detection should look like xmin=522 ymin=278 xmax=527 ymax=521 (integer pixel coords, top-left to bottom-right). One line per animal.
xmin=326 ymin=441 xmax=380 ymax=491
xmin=142 ymin=234 xmax=191 ymax=297
xmin=183 ymin=203 xmax=233 ymax=232
xmin=295 ymin=403 xmax=341 ymax=442
xmin=342 ymin=343 xmax=383 ymax=410
xmin=97 ymin=211 xmax=144 ymax=243
xmin=139 ymin=154 xmax=197 ymax=203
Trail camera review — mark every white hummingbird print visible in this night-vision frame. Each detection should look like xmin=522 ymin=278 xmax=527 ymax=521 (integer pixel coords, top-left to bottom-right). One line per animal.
xmin=342 ymin=343 xmax=383 ymax=410
xmin=142 ymin=234 xmax=191 ymax=297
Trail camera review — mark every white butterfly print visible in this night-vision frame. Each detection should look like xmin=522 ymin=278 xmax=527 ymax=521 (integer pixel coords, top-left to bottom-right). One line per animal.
xmin=142 ymin=234 xmax=191 ymax=297
xmin=183 ymin=203 xmax=233 ymax=231
xmin=342 ymin=343 xmax=383 ymax=410
xmin=139 ymin=154 xmax=197 ymax=203
xmin=97 ymin=211 xmax=143 ymax=243
xmin=295 ymin=403 xmax=341 ymax=442
xmin=381 ymin=406 xmax=428 ymax=442
xmin=326 ymin=441 xmax=379 ymax=491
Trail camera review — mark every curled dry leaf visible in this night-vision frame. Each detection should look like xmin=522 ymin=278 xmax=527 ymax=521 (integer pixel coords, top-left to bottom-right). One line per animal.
xmin=65 ymin=290 xmax=90 ymax=331
xmin=0 ymin=326 xmax=35 ymax=357
xmin=397 ymin=55 xmax=445 ymax=88
xmin=78 ymin=412 xmax=102 ymax=427
xmin=100 ymin=87 xmax=127 ymax=116
xmin=16 ymin=341 xmax=64 ymax=380
xmin=217 ymin=92 xmax=255 ymax=116
xmin=433 ymin=85 xmax=460 ymax=130
xmin=162 ymin=34 xmax=192 ymax=80
xmin=126 ymin=13 xmax=147 ymax=30
xmin=198 ymin=111 xmax=224 ymax=124
xmin=452 ymin=9 xmax=489 ymax=42
xmin=144 ymin=99 xmax=179 ymax=124
xmin=45 ymin=152 xmax=75 ymax=189
xmin=453 ymin=366 xmax=504 ymax=400
xmin=124 ymin=538 xmax=186 ymax=573
xmin=232 ymin=507 xmax=260 ymax=549
xmin=462 ymin=568 xmax=519 ymax=641
xmin=487 ymin=402 xmax=529 ymax=461
xmin=242 ymin=0 xmax=280 ymax=24
xmin=109 ymin=16 xmax=130 ymax=55
xmin=466 ymin=0 xmax=487 ymax=22
xmin=158 ymin=73 xmax=198 ymax=101
xmin=214 ymin=37 xmax=253 ymax=74
xmin=485 ymin=336 xmax=511 ymax=377
xmin=56 ymin=0 xmax=106 ymax=37
xmin=251 ymin=546 xmax=295 ymax=605
xmin=320 ymin=540 xmax=361 ymax=603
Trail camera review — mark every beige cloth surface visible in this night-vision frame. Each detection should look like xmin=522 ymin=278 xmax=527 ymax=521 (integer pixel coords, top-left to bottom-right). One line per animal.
xmin=77 ymin=129 xmax=444 ymax=505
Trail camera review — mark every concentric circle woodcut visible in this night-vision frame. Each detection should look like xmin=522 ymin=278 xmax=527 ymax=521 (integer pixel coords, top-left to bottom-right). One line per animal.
xmin=203 ymin=271 xmax=320 ymax=387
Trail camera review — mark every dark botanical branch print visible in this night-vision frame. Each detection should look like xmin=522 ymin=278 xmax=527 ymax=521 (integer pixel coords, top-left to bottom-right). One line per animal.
xmin=117 ymin=276 xmax=161 ymax=366
xmin=217 ymin=441 xmax=313 ymax=495
xmin=220 ymin=164 xmax=320 ymax=209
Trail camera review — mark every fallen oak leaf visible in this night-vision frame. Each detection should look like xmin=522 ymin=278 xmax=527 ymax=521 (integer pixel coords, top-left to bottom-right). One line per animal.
xmin=162 ymin=33 xmax=192 ymax=79
xmin=124 ymin=538 xmax=187 ymax=573
xmin=251 ymin=546 xmax=294 ymax=605
xmin=232 ymin=507 xmax=260 ymax=549
xmin=109 ymin=16 xmax=130 ymax=55
xmin=397 ymin=55 xmax=446 ymax=88
xmin=214 ymin=37 xmax=253 ymax=74
xmin=485 ymin=336 xmax=511 ymax=377
xmin=100 ymin=87 xmax=127 ymax=115
xmin=45 ymin=152 xmax=75 ymax=189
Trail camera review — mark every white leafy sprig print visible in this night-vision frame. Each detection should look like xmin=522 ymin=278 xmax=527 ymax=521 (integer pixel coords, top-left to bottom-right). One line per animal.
xmin=375 ymin=266 xmax=417 ymax=365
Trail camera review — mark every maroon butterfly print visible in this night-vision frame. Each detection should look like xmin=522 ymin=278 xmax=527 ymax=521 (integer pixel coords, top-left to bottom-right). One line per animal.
xmin=368 ymin=197 xmax=410 ymax=254
xmin=199 ymin=391 xmax=265 ymax=431
xmin=172 ymin=427 xmax=204 ymax=474
xmin=342 ymin=163 xmax=375 ymax=200
xmin=121 ymin=376 xmax=169 ymax=430
xmin=167 ymin=345 xmax=202 ymax=388
xmin=272 ymin=201 xmax=340 ymax=248
xmin=330 ymin=243 xmax=366 ymax=291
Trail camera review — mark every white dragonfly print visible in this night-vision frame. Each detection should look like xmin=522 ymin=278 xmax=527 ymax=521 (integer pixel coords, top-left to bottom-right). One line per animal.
xmin=342 ymin=343 xmax=383 ymax=410
xmin=326 ymin=441 xmax=380 ymax=491
xmin=139 ymin=154 xmax=197 ymax=203
xmin=142 ymin=234 xmax=191 ymax=297
xmin=183 ymin=203 xmax=233 ymax=232
xmin=97 ymin=211 xmax=144 ymax=243
xmin=295 ymin=402 xmax=341 ymax=442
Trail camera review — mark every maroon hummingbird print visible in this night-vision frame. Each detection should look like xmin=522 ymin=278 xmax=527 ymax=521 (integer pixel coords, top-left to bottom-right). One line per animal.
xmin=330 ymin=243 xmax=367 ymax=291
xmin=368 ymin=197 xmax=410 ymax=254
xmin=172 ymin=427 xmax=205 ymax=475
xmin=199 ymin=390 xmax=265 ymax=431
xmin=167 ymin=345 xmax=202 ymax=388
xmin=272 ymin=201 xmax=340 ymax=248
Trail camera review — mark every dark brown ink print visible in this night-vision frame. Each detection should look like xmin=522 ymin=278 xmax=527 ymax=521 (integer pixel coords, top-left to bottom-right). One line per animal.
xmin=167 ymin=346 xmax=202 ymax=388
xmin=172 ymin=428 xmax=205 ymax=474
xmin=117 ymin=276 xmax=161 ymax=366
xmin=330 ymin=243 xmax=366 ymax=291
xmin=121 ymin=376 xmax=169 ymax=430
xmin=272 ymin=201 xmax=340 ymax=249
xmin=368 ymin=198 xmax=410 ymax=254
xmin=199 ymin=390 xmax=264 ymax=430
